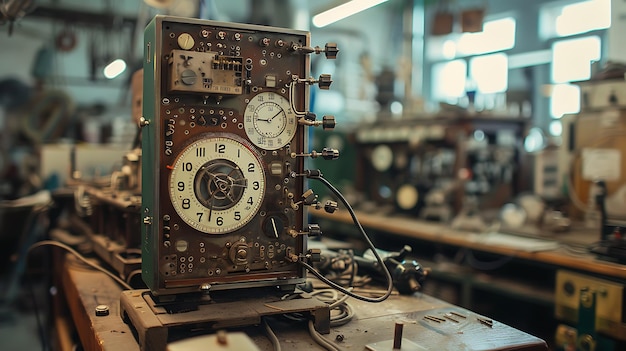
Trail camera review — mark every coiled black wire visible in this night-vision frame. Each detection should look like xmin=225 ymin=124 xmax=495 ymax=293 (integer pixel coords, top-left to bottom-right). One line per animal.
xmin=302 ymin=172 xmax=393 ymax=303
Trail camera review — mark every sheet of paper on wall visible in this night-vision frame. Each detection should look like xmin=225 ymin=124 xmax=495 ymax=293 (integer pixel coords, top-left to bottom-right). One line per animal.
xmin=582 ymin=148 xmax=621 ymax=181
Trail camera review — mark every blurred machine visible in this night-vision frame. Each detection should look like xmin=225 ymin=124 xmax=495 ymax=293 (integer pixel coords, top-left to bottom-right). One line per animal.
xmin=555 ymin=270 xmax=626 ymax=350
xmin=354 ymin=116 xmax=527 ymax=223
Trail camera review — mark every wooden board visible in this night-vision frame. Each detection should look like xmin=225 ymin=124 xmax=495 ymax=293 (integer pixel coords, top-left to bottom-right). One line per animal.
xmin=60 ymin=253 xmax=548 ymax=351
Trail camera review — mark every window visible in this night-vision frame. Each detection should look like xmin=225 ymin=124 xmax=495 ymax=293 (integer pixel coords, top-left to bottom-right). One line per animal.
xmin=551 ymin=36 xmax=601 ymax=83
xmin=427 ymin=17 xmax=516 ymax=61
xmin=550 ymin=83 xmax=580 ymax=118
xmin=549 ymin=36 xmax=601 ymax=119
xmin=428 ymin=16 xmax=515 ymax=104
xmin=543 ymin=0 xmax=609 ymax=129
xmin=431 ymin=60 xmax=466 ymax=102
xmin=470 ymin=53 xmax=508 ymax=94
xmin=540 ymin=0 xmax=611 ymax=39
xmin=457 ymin=17 xmax=516 ymax=56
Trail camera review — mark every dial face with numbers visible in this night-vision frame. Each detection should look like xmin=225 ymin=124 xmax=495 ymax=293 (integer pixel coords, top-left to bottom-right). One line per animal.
xmin=169 ymin=136 xmax=266 ymax=234
xmin=244 ymin=92 xmax=297 ymax=150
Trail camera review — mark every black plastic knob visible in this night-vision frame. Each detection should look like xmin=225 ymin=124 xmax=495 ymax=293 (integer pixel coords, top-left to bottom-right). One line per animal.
xmin=322 ymin=115 xmax=336 ymax=130
xmin=318 ymin=74 xmax=332 ymax=90
xmin=324 ymin=200 xmax=338 ymax=213
xmin=325 ymin=43 xmax=339 ymax=59
xmin=307 ymin=224 xmax=322 ymax=237
xmin=307 ymin=249 xmax=322 ymax=263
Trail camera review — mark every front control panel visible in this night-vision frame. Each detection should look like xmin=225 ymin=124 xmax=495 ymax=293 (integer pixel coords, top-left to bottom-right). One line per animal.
xmin=142 ymin=16 xmax=328 ymax=295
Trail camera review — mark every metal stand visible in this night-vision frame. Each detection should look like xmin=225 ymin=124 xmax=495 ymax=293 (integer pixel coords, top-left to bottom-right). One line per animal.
xmin=120 ymin=289 xmax=330 ymax=351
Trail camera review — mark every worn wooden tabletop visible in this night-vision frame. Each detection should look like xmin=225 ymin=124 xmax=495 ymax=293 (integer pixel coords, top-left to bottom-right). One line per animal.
xmin=60 ymin=254 xmax=547 ymax=351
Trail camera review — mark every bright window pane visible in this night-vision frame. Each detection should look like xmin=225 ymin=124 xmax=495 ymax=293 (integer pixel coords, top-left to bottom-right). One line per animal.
xmin=550 ymin=84 xmax=580 ymax=118
xmin=457 ymin=17 xmax=516 ymax=56
xmin=427 ymin=17 xmax=516 ymax=60
xmin=470 ymin=53 xmax=508 ymax=94
xmin=556 ymin=0 xmax=610 ymax=37
xmin=431 ymin=60 xmax=467 ymax=101
xmin=552 ymin=36 xmax=601 ymax=83
xmin=540 ymin=0 xmax=610 ymax=39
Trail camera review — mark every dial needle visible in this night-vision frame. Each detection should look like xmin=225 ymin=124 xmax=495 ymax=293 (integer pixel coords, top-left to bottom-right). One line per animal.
xmin=208 ymin=194 xmax=214 ymax=223
xmin=268 ymin=110 xmax=282 ymax=122
xmin=271 ymin=218 xmax=279 ymax=238
xmin=257 ymin=110 xmax=283 ymax=123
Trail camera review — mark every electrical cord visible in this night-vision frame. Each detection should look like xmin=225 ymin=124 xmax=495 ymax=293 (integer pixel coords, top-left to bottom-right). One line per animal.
xmin=126 ymin=269 xmax=143 ymax=285
xmin=302 ymin=171 xmax=393 ymax=303
xmin=348 ymin=252 xmax=356 ymax=287
xmin=262 ymin=318 xmax=281 ymax=351
xmin=309 ymin=289 xmax=355 ymax=327
xmin=308 ymin=320 xmax=341 ymax=351
xmin=317 ymin=250 xmax=364 ymax=287
xmin=462 ymin=248 xmax=515 ymax=271
xmin=288 ymin=81 xmax=307 ymax=116
xmin=25 ymin=240 xmax=133 ymax=351
xmin=28 ymin=240 xmax=133 ymax=290
xmin=25 ymin=259 xmax=50 ymax=351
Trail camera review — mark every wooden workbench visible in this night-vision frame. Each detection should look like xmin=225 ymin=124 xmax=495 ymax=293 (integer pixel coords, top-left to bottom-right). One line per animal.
xmin=58 ymin=253 xmax=547 ymax=351
xmin=310 ymin=208 xmax=626 ymax=349
xmin=311 ymin=209 xmax=626 ymax=280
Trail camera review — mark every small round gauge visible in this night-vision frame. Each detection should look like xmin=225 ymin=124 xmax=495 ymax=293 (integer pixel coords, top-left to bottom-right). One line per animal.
xmin=371 ymin=144 xmax=393 ymax=172
xmin=396 ymin=184 xmax=419 ymax=210
xmin=244 ymin=92 xmax=297 ymax=150
xmin=169 ymin=136 xmax=266 ymax=234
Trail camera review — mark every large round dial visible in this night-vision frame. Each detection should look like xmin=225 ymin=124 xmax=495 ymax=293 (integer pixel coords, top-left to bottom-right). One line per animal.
xmin=244 ymin=92 xmax=297 ymax=150
xmin=169 ymin=136 xmax=266 ymax=234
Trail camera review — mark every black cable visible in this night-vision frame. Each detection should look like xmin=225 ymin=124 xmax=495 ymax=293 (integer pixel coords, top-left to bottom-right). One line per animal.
xmin=303 ymin=172 xmax=393 ymax=303
xmin=26 ymin=269 xmax=49 ymax=351
xmin=12 ymin=206 xmax=52 ymax=351
xmin=29 ymin=240 xmax=132 ymax=290
xmin=23 ymin=239 xmax=133 ymax=351
xmin=463 ymin=248 xmax=514 ymax=271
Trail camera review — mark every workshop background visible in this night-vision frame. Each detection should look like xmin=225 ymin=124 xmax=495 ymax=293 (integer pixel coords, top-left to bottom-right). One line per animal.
xmin=1 ymin=0 xmax=625 ymax=350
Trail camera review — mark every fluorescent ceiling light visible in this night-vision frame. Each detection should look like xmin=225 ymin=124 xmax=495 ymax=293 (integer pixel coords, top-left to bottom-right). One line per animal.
xmin=312 ymin=0 xmax=389 ymax=28
xmin=103 ymin=59 xmax=127 ymax=79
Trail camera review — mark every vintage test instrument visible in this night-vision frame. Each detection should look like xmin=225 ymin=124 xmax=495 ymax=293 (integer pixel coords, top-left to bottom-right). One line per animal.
xmin=139 ymin=15 xmax=338 ymax=297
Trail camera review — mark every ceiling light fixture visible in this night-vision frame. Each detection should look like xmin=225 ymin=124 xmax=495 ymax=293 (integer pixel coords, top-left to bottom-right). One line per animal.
xmin=312 ymin=0 xmax=389 ymax=28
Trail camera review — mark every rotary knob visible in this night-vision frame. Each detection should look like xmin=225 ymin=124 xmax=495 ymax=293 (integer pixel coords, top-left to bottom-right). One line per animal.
xmin=229 ymin=243 xmax=249 ymax=265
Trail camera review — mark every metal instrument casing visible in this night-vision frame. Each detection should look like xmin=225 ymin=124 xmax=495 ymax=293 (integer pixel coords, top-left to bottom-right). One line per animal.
xmin=142 ymin=16 xmax=309 ymax=295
